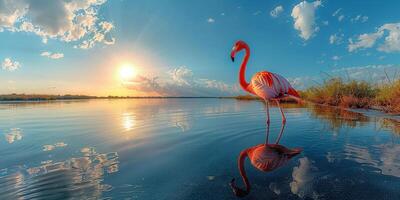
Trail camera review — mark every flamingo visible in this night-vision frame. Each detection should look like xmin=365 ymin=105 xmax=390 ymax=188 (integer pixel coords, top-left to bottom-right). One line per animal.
xmin=230 ymin=40 xmax=301 ymax=124
xmin=230 ymin=123 xmax=302 ymax=197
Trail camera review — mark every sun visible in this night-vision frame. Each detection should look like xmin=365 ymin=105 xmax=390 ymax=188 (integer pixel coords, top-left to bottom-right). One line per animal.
xmin=119 ymin=64 xmax=136 ymax=80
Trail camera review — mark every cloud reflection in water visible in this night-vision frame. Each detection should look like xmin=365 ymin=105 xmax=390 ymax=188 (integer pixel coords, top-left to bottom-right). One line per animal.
xmin=344 ymin=143 xmax=400 ymax=178
xmin=0 ymin=147 xmax=119 ymax=199
xmin=4 ymin=128 xmax=23 ymax=144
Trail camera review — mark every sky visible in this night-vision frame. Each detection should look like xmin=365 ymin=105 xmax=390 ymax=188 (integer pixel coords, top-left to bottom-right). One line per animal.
xmin=1 ymin=0 xmax=400 ymax=96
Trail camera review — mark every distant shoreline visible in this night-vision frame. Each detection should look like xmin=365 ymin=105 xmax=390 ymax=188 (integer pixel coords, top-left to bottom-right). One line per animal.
xmin=0 ymin=94 xmax=249 ymax=101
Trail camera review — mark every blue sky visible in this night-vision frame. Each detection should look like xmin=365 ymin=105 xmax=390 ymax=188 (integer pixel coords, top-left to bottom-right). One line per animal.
xmin=1 ymin=0 xmax=400 ymax=96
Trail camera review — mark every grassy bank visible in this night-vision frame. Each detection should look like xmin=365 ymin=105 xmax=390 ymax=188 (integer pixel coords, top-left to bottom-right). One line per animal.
xmin=301 ymin=78 xmax=400 ymax=114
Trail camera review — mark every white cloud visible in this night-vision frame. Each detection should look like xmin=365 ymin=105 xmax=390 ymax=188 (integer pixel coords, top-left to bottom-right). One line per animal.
xmin=332 ymin=55 xmax=340 ymax=60
xmin=270 ymin=5 xmax=284 ymax=18
xmin=2 ymin=58 xmax=21 ymax=71
xmin=332 ymin=8 xmax=345 ymax=22
xmin=332 ymin=8 xmax=342 ymax=17
xmin=122 ymin=66 xmax=239 ymax=97
xmin=291 ymin=1 xmax=322 ymax=40
xmin=0 ymin=0 xmax=27 ymax=31
xmin=331 ymin=64 xmax=400 ymax=84
xmin=0 ymin=0 xmax=115 ymax=49
xmin=348 ymin=32 xmax=382 ymax=52
xmin=322 ymin=21 xmax=329 ymax=26
xmin=41 ymin=51 xmax=64 ymax=59
xmin=207 ymin=18 xmax=215 ymax=23
xmin=348 ymin=23 xmax=400 ymax=52
xmin=338 ymin=15 xmax=345 ymax=22
xmin=329 ymin=33 xmax=343 ymax=44
xmin=253 ymin=11 xmax=262 ymax=16
xmin=377 ymin=23 xmax=400 ymax=52
xmin=289 ymin=64 xmax=400 ymax=89
xmin=288 ymin=76 xmax=315 ymax=90
xmin=351 ymin=15 xmax=368 ymax=23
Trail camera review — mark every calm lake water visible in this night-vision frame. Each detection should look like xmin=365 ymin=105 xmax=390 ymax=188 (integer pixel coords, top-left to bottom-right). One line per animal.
xmin=0 ymin=99 xmax=399 ymax=200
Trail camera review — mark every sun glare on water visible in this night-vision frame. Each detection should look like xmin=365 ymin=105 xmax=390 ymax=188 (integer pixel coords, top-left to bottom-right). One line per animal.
xmin=119 ymin=64 xmax=136 ymax=81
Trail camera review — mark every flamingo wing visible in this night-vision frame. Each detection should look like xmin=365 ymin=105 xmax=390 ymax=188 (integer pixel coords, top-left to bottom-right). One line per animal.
xmin=250 ymin=71 xmax=297 ymax=99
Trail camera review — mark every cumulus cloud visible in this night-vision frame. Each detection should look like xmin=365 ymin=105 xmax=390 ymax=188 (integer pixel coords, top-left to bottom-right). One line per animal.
xmin=332 ymin=55 xmax=340 ymax=60
xmin=122 ymin=66 xmax=239 ymax=97
xmin=41 ymin=51 xmax=64 ymax=59
xmin=270 ymin=5 xmax=284 ymax=18
xmin=0 ymin=0 xmax=115 ymax=49
xmin=2 ymin=58 xmax=21 ymax=71
xmin=348 ymin=32 xmax=382 ymax=52
xmin=291 ymin=1 xmax=322 ymax=40
xmin=348 ymin=23 xmax=400 ymax=52
xmin=329 ymin=33 xmax=344 ymax=45
xmin=207 ymin=18 xmax=215 ymax=23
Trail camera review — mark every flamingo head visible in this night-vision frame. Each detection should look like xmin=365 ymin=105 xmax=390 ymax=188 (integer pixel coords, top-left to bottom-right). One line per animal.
xmin=230 ymin=40 xmax=248 ymax=62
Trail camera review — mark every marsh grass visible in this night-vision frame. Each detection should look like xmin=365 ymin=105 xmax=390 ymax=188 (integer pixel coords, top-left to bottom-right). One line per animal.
xmin=375 ymin=80 xmax=400 ymax=113
xmin=302 ymin=78 xmax=400 ymax=114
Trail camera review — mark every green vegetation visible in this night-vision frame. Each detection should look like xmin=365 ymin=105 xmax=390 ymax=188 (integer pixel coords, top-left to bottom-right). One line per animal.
xmin=0 ymin=94 xmax=95 ymax=101
xmin=302 ymin=78 xmax=400 ymax=114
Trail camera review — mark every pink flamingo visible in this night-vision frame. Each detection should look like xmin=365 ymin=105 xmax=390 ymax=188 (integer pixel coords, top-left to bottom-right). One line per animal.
xmin=230 ymin=40 xmax=301 ymax=124
xmin=230 ymin=123 xmax=302 ymax=197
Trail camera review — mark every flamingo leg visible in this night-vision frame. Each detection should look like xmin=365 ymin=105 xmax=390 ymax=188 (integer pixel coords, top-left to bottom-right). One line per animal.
xmin=275 ymin=120 xmax=286 ymax=144
xmin=275 ymin=99 xmax=286 ymax=123
xmin=265 ymin=120 xmax=270 ymax=144
xmin=265 ymin=99 xmax=270 ymax=125
xmin=264 ymin=99 xmax=271 ymax=144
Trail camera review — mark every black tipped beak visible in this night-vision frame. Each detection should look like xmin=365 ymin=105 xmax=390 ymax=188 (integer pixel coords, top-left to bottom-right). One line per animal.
xmin=231 ymin=56 xmax=234 ymax=62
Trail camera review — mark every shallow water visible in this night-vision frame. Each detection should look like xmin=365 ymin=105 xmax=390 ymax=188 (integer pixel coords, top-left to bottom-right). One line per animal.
xmin=0 ymin=99 xmax=399 ymax=200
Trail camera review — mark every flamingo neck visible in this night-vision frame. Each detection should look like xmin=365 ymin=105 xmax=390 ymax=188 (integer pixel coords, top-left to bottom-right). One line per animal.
xmin=238 ymin=149 xmax=251 ymax=193
xmin=239 ymin=46 xmax=251 ymax=93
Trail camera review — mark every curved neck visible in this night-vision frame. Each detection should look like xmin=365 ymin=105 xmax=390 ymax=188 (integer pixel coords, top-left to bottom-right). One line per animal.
xmin=238 ymin=149 xmax=251 ymax=193
xmin=239 ymin=46 xmax=251 ymax=93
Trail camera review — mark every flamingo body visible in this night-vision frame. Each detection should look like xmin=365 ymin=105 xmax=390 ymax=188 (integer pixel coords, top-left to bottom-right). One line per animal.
xmin=248 ymin=144 xmax=301 ymax=172
xmin=250 ymin=71 xmax=298 ymax=99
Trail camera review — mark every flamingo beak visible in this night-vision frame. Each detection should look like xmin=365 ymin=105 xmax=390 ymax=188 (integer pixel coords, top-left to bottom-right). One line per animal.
xmin=230 ymin=45 xmax=236 ymax=62
xmin=231 ymin=49 xmax=236 ymax=62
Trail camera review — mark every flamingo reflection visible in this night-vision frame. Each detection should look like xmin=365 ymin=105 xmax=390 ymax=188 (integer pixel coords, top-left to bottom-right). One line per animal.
xmin=230 ymin=123 xmax=302 ymax=197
